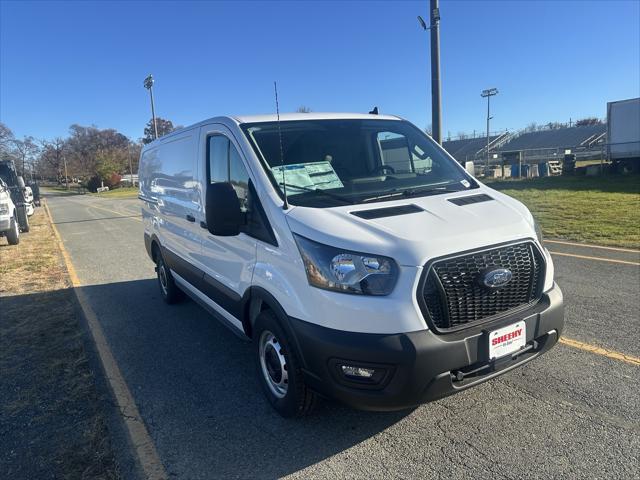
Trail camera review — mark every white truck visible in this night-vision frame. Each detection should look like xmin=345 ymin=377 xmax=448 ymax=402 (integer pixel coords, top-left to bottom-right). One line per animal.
xmin=0 ymin=178 xmax=20 ymax=245
xmin=607 ymin=97 xmax=640 ymax=173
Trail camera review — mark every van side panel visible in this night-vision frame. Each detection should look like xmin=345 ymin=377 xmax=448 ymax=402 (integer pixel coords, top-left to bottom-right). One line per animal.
xmin=140 ymin=131 xmax=202 ymax=268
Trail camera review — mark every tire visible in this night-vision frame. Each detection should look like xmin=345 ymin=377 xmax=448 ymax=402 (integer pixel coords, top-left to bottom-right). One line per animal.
xmin=6 ymin=216 xmax=19 ymax=245
xmin=156 ymin=252 xmax=184 ymax=304
xmin=16 ymin=205 xmax=29 ymax=232
xmin=254 ymin=310 xmax=316 ymax=417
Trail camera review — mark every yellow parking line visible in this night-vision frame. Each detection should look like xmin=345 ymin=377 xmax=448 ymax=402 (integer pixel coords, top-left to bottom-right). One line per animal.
xmin=545 ymin=239 xmax=639 ymax=253
xmin=560 ymin=337 xmax=640 ymax=366
xmin=86 ymin=202 xmax=143 ymax=222
xmin=44 ymin=201 xmax=167 ymax=480
xmin=548 ymin=251 xmax=640 ymax=266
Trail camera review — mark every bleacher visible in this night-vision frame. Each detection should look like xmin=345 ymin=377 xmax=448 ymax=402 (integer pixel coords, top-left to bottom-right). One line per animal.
xmin=497 ymin=124 xmax=606 ymax=152
xmin=443 ymin=135 xmax=501 ymax=163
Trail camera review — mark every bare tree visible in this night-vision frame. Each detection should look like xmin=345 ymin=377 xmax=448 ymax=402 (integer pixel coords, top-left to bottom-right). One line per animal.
xmin=0 ymin=122 xmax=14 ymax=153
xmin=12 ymin=136 xmax=39 ymax=179
xmin=575 ymin=117 xmax=602 ymax=126
xmin=37 ymin=138 xmax=66 ymax=182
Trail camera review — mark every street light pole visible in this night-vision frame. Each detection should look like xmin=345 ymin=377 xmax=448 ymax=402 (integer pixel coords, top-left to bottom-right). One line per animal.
xmin=418 ymin=0 xmax=442 ymax=145
xmin=481 ymin=87 xmax=498 ymax=175
xmin=143 ymin=74 xmax=158 ymax=140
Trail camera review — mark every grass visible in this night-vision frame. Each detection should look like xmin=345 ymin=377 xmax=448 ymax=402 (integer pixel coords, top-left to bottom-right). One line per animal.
xmin=486 ymin=175 xmax=640 ymax=248
xmin=0 ymin=206 xmax=119 ymax=479
xmin=90 ymin=186 xmax=138 ymax=199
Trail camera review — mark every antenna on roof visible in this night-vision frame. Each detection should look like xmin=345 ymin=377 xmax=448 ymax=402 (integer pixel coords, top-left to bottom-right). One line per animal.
xmin=369 ymin=106 xmax=379 ymax=115
xmin=274 ymin=81 xmax=289 ymax=210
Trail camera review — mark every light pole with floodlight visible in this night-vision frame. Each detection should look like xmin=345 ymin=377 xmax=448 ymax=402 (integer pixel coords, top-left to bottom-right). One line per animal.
xmin=144 ymin=74 xmax=158 ymax=140
xmin=481 ymin=87 xmax=498 ymax=174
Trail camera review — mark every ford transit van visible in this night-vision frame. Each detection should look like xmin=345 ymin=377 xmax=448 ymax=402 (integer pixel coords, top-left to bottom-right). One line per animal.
xmin=139 ymin=113 xmax=563 ymax=417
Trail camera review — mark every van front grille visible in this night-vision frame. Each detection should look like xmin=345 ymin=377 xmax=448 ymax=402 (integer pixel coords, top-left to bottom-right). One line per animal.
xmin=421 ymin=242 xmax=544 ymax=331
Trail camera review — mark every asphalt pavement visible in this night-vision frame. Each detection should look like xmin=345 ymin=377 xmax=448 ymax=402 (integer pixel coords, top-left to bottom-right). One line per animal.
xmin=45 ymin=191 xmax=640 ymax=480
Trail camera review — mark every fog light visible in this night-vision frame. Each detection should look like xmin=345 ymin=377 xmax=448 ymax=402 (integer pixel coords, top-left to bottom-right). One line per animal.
xmin=341 ymin=365 xmax=375 ymax=378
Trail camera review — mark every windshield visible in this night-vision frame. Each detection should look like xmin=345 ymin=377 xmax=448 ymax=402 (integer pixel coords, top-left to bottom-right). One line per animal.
xmin=241 ymin=119 xmax=476 ymax=207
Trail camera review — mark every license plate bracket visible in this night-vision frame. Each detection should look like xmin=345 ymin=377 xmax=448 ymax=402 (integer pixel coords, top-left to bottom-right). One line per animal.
xmin=488 ymin=321 xmax=526 ymax=360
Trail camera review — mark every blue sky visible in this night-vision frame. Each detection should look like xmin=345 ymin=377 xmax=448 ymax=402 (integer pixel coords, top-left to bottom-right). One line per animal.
xmin=1 ymin=0 xmax=639 ymax=141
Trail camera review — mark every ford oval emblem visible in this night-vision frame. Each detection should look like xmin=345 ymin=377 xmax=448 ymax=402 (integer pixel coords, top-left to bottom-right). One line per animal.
xmin=481 ymin=268 xmax=513 ymax=289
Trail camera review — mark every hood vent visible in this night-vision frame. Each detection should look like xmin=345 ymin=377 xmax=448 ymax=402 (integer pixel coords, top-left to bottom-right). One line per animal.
xmin=351 ymin=204 xmax=424 ymax=220
xmin=448 ymin=194 xmax=494 ymax=206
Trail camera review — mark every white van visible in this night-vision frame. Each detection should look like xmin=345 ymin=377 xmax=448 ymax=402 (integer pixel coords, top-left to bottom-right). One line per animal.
xmin=139 ymin=113 xmax=563 ymax=417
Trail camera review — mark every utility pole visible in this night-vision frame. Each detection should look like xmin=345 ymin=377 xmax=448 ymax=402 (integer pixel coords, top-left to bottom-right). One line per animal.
xmin=63 ymin=154 xmax=69 ymax=190
xmin=143 ymin=74 xmax=158 ymax=140
xmin=481 ymin=88 xmax=498 ymax=175
xmin=128 ymin=145 xmax=134 ymax=187
xmin=417 ymin=0 xmax=442 ymax=144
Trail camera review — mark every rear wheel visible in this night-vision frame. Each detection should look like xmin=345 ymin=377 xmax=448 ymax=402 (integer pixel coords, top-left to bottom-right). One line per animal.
xmin=156 ymin=252 xmax=184 ymax=304
xmin=6 ymin=216 xmax=19 ymax=245
xmin=254 ymin=310 xmax=316 ymax=417
xmin=16 ymin=205 xmax=29 ymax=232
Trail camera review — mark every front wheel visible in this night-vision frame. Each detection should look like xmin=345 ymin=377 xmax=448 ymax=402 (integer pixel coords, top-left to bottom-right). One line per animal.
xmin=16 ymin=205 xmax=29 ymax=232
xmin=6 ymin=216 xmax=19 ymax=245
xmin=254 ymin=310 xmax=316 ymax=417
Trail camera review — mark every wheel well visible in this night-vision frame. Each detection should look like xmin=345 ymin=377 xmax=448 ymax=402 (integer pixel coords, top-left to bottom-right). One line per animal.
xmin=245 ymin=289 xmax=293 ymax=341
xmin=151 ymin=240 xmax=160 ymax=263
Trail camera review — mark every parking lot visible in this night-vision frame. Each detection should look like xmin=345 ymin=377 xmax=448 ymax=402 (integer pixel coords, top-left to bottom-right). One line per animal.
xmin=45 ymin=191 xmax=639 ymax=480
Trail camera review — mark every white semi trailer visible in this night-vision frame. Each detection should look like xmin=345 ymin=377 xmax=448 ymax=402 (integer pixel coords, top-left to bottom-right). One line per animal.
xmin=607 ymin=97 xmax=640 ymax=173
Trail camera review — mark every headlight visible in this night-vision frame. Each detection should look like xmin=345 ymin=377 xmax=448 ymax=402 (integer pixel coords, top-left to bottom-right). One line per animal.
xmin=533 ymin=218 xmax=544 ymax=245
xmin=293 ymin=234 xmax=398 ymax=295
xmin=0 ymin=203 xmax=9 ymax=215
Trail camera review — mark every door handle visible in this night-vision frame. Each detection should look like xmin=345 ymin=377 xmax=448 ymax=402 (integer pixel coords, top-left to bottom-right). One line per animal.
xmin=186 ymin=214 xmax=196 ymax=222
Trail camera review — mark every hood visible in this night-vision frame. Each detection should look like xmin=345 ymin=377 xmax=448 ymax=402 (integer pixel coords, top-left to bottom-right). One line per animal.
xmin=285 ymin=186 xmax=536 ymax=266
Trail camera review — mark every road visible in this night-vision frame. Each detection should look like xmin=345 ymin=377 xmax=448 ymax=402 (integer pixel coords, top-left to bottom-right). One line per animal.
xmin=45 ymin=191 xmax=640 ymax=480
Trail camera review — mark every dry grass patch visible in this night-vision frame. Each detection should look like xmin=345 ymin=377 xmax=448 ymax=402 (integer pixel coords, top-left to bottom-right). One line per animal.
xmin=0 ymin=204 xmax=119 ymax=479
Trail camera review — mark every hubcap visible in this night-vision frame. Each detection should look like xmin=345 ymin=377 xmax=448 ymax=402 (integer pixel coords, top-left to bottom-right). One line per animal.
xmin=259 ymin=330 xmax=288 ymax=398
xmin=158 ymin=263 xmax=168 ymax=295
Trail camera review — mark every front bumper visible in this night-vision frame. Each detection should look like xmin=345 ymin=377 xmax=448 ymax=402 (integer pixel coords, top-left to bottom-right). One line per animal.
xmin=287 ymin=283 xmax=564 ymax=411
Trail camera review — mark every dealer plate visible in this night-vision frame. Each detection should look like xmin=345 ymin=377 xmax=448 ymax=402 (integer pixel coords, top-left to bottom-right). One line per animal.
xmin=489 ymin=321 xmax=526 ymax=360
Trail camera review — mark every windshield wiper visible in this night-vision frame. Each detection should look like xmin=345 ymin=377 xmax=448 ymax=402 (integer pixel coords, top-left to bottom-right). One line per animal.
xmin=401 ymin=182 xmax=470 ymax=198
xmin=361 ymin=182 xmax=472 ymax=204
xmin=278 ymin=182 xmax=353 ymax=205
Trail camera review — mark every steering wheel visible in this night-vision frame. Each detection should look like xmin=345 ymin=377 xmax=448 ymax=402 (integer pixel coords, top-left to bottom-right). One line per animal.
xmin=371 ymin=165 xmax=396 ymax=175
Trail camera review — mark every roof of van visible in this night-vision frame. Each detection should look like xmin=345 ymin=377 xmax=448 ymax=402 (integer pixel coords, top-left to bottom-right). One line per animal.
xmin=231 ymin=112 xmax=402 ymax=123
xmin=142 ymin=112 xmax=404 ymax=148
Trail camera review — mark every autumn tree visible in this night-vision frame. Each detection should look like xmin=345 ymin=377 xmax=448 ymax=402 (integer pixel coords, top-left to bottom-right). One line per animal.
xmin=142 ymin=117 xmax=176 ymax=144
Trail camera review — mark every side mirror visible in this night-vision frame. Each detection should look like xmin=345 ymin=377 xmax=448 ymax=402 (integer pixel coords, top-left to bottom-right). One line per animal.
xmin=17 ymin=176 xmax=25 ymax=189
xmin=205 ymin=182 xmax=242 ymax=236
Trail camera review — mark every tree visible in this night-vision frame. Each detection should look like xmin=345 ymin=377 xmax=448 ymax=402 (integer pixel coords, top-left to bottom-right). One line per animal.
xmin=37 ymin=137 xmax=66 ymax=182
xmin=12 ymin=136 xmax=39 ymax=179
xmin=575 ymin=117 xmax=602 ymax=127
xmin=142 ymin=117 xmax=176 ymax=144
xmin=295 ymin=106 xmax=312 ymax=113
xmin=0 ymin=122 xmax=14 ymax=153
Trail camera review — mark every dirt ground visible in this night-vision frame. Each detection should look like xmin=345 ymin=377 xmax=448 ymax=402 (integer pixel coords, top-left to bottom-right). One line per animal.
xmin=0 ymin=205 xmax=119 ymax=479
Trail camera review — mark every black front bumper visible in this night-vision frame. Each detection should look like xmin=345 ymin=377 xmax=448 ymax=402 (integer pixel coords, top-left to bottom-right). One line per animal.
xmin=287 ymin=284 xmax=564 ymax=411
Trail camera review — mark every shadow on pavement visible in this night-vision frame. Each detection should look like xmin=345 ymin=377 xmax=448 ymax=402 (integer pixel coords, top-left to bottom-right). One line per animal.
xmin=6 ymin=279 xmax=410 ymax=478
